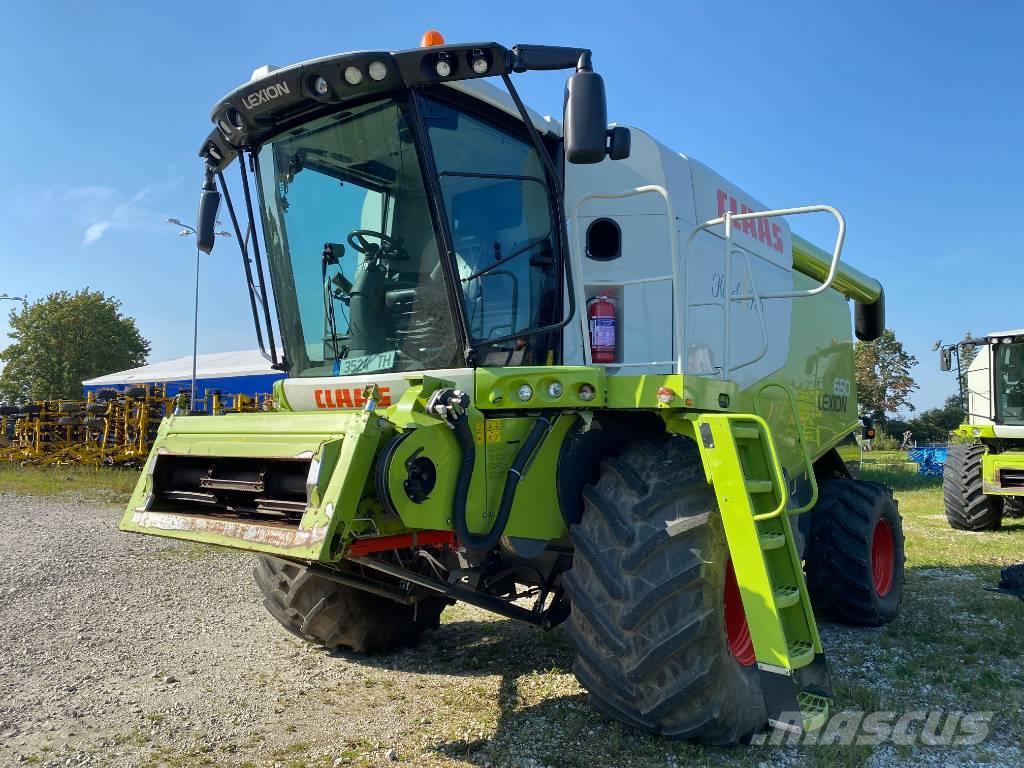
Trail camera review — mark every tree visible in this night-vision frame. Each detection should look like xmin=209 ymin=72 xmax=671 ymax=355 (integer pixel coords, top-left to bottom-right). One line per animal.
xmin=854 ymin=328 xmax=919 ymax=428
xmin=905 ymin=395 xmax=965 ymax=443
xmin=0 ymin=290 xmax=150 ymax=401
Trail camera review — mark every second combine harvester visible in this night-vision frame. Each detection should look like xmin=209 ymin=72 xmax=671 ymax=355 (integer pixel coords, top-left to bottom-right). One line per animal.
xmin=120 ymin=33 xmax=900 ymax=743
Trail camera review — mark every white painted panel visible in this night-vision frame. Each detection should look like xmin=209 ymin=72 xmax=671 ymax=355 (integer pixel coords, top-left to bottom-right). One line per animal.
xmin=621 ymin=280 xmax=674 ymax=368
xmin=967 ymin=346 xmax=993 ymax=425
xmin=683 ymin=228 xmax=793 ymax=388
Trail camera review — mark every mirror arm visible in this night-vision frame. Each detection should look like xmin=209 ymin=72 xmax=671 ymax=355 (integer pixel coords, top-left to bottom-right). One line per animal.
xmin=508 ymin=44 xmax=591 ymax=73
xmin=217 ymin=168 xmax=270 ymax=363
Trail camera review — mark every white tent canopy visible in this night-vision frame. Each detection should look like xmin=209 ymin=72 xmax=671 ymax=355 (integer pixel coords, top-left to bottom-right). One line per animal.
xmin=83 ymin=350 xmax=277 ymax=386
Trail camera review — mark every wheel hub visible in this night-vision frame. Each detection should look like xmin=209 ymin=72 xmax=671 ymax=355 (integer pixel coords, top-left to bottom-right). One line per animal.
xmin=871 ymin=517 xmax=896 ymax=597
xmin=723 ymin=559 xmax=756 ymax=666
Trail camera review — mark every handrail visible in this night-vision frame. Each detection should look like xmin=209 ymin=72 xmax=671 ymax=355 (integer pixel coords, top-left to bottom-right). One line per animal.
xmin=683 ymin=205 xmax=846 ymax=380
xmin=754 ymin=382 xmax=819 ymax=517
xmin=743 ymin=414 xmax=791 ymax=522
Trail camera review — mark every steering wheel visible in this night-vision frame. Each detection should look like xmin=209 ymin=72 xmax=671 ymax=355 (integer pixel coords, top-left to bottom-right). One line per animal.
xmin=347 ymin=229 xmax=405 ymax=260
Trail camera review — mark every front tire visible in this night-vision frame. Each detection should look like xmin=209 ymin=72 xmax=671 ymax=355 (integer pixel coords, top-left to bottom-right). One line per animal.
xmin=254 ymin=556 xmax=446 ymax=653
xmin=943 ymin=444 xmax=1003 ymax=530
xmin=806 ymin=479 xmax=905 ymax=626
xmin=563 ymin=436 xmax=766 ymax=745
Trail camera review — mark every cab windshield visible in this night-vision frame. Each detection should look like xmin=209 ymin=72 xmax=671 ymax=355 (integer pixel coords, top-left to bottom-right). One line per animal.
xmin=257 ymin=96 xmax=461 ymax=377
xmin=994 ymin=341 xmax=1024 ymax=425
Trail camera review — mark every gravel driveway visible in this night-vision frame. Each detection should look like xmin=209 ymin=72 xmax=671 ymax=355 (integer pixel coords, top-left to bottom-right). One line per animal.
xmin=1 ymin=493 xmax=1020 ymax=768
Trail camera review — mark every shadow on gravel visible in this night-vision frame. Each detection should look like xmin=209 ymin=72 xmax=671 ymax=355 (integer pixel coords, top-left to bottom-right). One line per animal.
xmin=333 ymin=617 xmax=614 ymax=766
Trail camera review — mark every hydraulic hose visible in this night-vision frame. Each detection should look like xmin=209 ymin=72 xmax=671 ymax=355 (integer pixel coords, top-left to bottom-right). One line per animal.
xmin=431 ymin=388 xmax=556 ymax=552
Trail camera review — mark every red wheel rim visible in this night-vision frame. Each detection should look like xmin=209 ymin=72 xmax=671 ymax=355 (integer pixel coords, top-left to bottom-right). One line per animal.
xmin=723 ymin=559 xmax=756 ymax=666
xmin=871 ymin=517 xmax=896 ymax=597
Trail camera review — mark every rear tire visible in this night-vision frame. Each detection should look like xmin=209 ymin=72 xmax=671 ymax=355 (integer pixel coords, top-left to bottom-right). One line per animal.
xmin=1002 ymin=497 xmax=1024 ymax=519
xmin=943 ymin=444 xmax=1002 ymax=530
xmin=563 ymin=436 xmax=766 ymax=745
xmin=806 ymin=479 xmax=904 ymax=626
xmin=253 ymin=556 xmax=447 ymax=653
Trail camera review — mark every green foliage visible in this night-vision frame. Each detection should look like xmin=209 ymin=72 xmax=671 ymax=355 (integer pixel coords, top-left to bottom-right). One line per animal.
xmin=888 ymin=394 xmax=965 ymax=443
xmin=854 ymin=328 xmax=919 ymax=427
xmin=0 ymin=289 xmax=150 ymax=401
xmin=868 ymin=431 xmax=900 ymax=451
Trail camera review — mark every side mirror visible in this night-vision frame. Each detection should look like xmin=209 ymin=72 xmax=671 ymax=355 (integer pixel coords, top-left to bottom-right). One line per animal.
xmin=196 ymin=171 xmax=222 ymax=255
xmin=564 ymin=64 xmax=608 ymax=164
xmin=940 ymin=348 xmax=952 ymax=372
xmin=607 ymin=126 xmax=631 ymax=161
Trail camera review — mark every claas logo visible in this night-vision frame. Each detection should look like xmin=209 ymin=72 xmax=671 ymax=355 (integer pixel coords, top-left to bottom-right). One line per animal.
xmin=314 ymin=387 xmax=391 ymax=409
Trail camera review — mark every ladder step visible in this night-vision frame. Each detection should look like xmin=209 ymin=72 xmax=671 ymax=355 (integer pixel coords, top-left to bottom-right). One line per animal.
xmin=788 ymin=640 xmax=815 ymax=669
xmin=759 ymin=532 xmax=786 ymax=550
xmin=732 ymin=426 xmax=761 ymax=441
xmin=798 ymin=692 xmax=830 ymax=733
xmin=745 ymin=480 xmax=774 ymax=494
xmin=772 ymin=585 xmax=801 ymax=609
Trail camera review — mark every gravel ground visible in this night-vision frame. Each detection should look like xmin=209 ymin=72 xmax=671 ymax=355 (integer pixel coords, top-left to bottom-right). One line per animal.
xmin=0 ymin=493 xmax=1020 ymax=768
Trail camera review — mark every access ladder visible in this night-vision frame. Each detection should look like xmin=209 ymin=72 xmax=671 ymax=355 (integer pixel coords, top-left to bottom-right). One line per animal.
xmin=694 ymin=413 xmax=832 ymax=734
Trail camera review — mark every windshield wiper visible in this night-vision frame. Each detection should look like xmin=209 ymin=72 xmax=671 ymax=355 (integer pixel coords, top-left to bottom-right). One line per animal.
xmin=461 ymin=235 xmax=551 ymax=283
xmin=322 ymin=243 xmax=353 ymax=364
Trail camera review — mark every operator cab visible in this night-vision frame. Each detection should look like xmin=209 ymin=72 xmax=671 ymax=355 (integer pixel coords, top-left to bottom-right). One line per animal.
xmin=942 ymin=330 xmax=1024 ymax=427
xmin=194 ymin=38 xmax=627 ymax=380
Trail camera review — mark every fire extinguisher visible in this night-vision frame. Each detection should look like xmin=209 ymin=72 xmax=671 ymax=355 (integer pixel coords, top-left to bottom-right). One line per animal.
xmin=588 ymin=295 xmax=616 ymax=363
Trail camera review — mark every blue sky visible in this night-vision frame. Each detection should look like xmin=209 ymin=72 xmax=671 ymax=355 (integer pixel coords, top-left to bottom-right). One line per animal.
xmin=1 ymin=1 xmax=1021 ymax=410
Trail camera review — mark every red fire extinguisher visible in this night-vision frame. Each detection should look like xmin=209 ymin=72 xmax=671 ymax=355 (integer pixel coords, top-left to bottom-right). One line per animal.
xmin=588 ymin=295 xmax=616 ymax=363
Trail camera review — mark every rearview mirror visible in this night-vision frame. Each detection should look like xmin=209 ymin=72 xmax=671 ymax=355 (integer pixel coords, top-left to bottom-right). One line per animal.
xmin=564 ymin=66 xmax=608 ymax=164
xmin=196 ymin=173 xmax=222 ymax=255
xmin=940 ymin=348 xmax=952 ymax=372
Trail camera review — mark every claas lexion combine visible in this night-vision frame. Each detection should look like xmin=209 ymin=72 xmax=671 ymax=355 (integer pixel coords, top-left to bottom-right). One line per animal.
xmin=939 ymin=332 xmax=1024 ymax=530
xmin=120 ymin=33 xmax=903 ymax=743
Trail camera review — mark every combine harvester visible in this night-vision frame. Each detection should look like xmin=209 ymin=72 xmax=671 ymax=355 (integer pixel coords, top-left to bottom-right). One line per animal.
xmin=939 ymin=331 xmax=1024 ymax=530
xmin=120 ymin=33 xmax=900 ymax=742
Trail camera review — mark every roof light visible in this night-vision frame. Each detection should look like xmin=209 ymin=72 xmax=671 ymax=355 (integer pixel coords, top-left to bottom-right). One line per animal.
xmin=578 ymin=384 xmax=596 ymax=402
xmin=656 ymin=387 xmax=676 ymax=405
xmin=421 ymin=30 xmax=445 ymax=47
xmin=547 ymin=382 xmax=563 ymax=399
xmin=368 ymin=61 xmax=388 ymax=81
xmin=435 ymin=55 xmax=451 ymax=77
xmin=517 ymin=384 xmax=533 ymax=402
xmin=313 ymin=76 xmax=329 ymax=95
xmin=343 ymin=66 xmax=363 ymax=85
xmin=471 ymin=54 xmax=490 ymax=75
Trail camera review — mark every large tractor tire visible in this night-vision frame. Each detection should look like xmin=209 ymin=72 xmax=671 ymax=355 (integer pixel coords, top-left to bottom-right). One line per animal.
xmin=254 ymin=556 xmax=447 ymax=654
xmin=943 ymin=444 xmax=1003 ymax=531
xmin=806 ymin=479 xmax=904 ymax=626
xmin=563 ymin=436 xmax=766 ymax=745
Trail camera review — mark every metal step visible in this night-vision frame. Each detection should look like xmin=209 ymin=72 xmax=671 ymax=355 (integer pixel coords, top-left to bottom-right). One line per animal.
xmin=788 ymin=640 xmax=816 ymax=669
xmin=759 ymin=532 xmax=786 ymax=550
xmin=732 ymin=426 xmax=761 ymax=441
xmin=745 ymin=479 xmax=774 ymax=494
xmin=798 ymin=692 xmax=830 ymax=733
xmin=773 ymin=585 xmax=801 ymax=609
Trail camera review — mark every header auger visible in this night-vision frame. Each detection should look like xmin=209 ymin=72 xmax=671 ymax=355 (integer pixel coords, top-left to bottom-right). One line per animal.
xmin=119 ymin=32 xmax=901 ymax=743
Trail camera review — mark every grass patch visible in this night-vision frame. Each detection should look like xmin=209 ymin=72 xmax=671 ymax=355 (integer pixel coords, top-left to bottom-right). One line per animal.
xmin=0 ymin=462 xmax=138 ymax=502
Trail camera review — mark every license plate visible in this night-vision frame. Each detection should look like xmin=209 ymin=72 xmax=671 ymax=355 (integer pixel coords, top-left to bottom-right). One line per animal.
xmin=335 ymin=350 xmax=397 ymax=376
